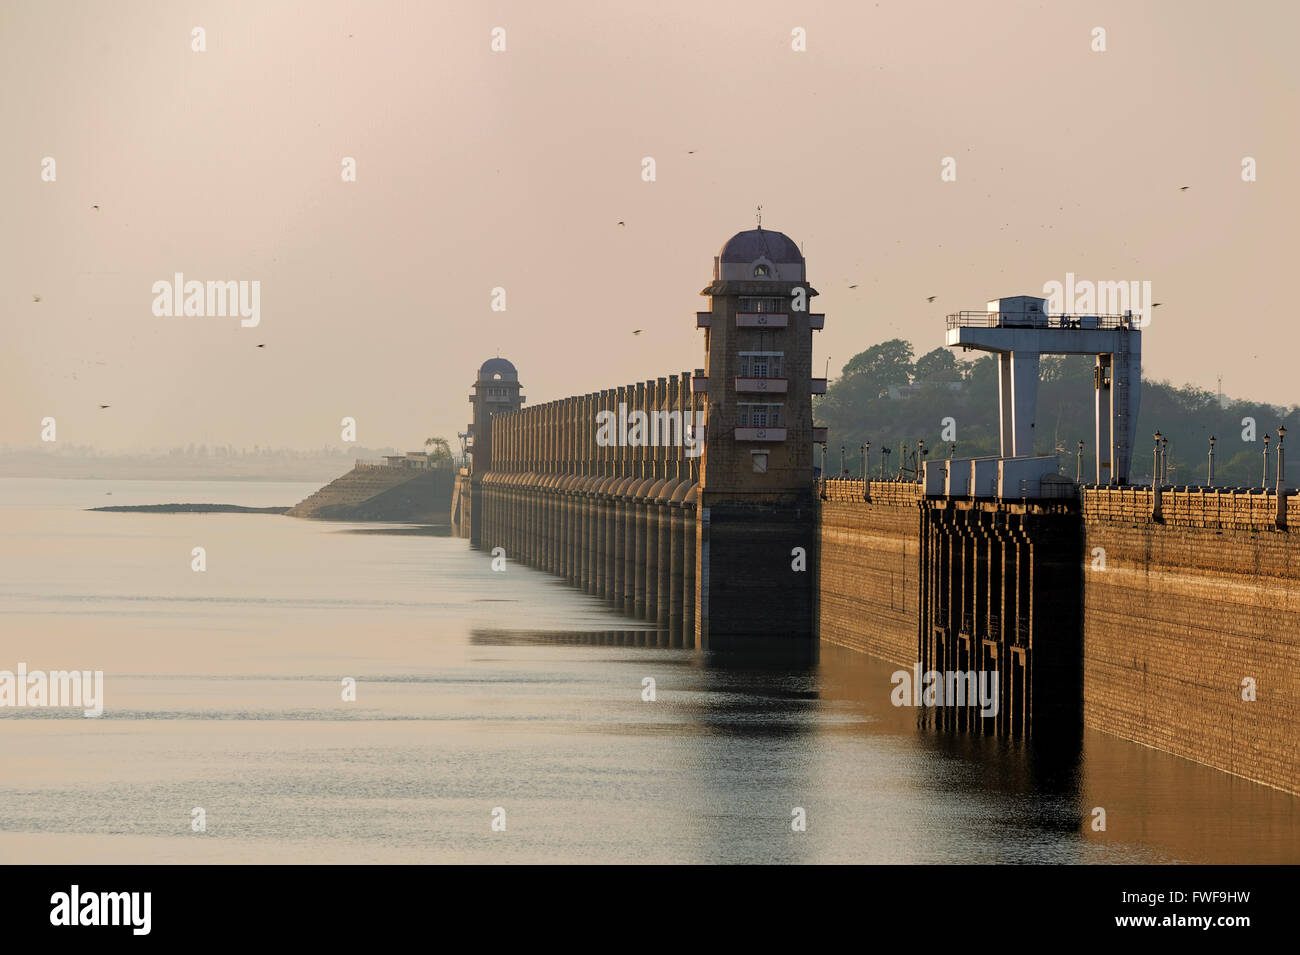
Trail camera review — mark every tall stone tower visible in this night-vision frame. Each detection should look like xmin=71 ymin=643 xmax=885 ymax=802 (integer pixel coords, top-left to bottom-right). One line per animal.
xmin=466 ymin=357 xmax=525 ymax=545
xmin=694 ymin=228 xmax=826 ymax=647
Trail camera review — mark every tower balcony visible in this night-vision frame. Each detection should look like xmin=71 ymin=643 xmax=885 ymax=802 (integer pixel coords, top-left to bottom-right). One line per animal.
xmin=735 ymin=377 xmax=788 ymax=394
xmin=736 ymin=312 xmax=788 ymax=328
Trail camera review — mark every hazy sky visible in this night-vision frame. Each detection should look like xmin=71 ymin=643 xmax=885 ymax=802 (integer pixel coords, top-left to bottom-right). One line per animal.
xmin=4 ymin=0 xmax=1297 ymax=452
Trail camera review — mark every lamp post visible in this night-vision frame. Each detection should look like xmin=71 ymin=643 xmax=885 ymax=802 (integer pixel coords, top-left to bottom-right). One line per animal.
xmin=861 ymin=442 xmax=870 ymax=500
xmin=840 ymin=444 xmax=846 ymax=480
xmin=917 ymin=439 xmax=926 ymax=485
xmin=1278 ymin=425 xmax=1289 ymax=528
xmin=1207 ymin=435 xmax=1216 ymax=487
xmin=1076 ymin=440 xmax=1084 ymax=483
xmin=1262 ymin=433 xmax=1271 ymax=487
xmin=1161 ymin=435 xmax=1169 ymax=485
xmin=1153 ymin=431 xmax=1162 ymax=488
xmin=818 ymin=442 xmax=828 ymax=499
xmin=1278 ymin=426 xmax=1287 ymax=490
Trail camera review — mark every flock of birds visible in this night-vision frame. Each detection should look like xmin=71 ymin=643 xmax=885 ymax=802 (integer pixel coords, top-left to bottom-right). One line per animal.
xmin=613 ymin=184 xmax=1190 ymax=338
xmin=44 ymin=185 xmax=1193 ymax=399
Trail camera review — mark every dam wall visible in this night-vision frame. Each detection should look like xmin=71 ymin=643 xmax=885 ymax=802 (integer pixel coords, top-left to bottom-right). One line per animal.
xmin=477 ymin=373 xmax=702 ymax=646
xmin=459 ymin=457 xmax=1300 ymax=790
xmin=1081 ymin=486 xmax=1300 ymax=794
xmin=816 ymin=480 xmax=922 ymax=667
xmin=816 ymin=479 xmax=1082 ymax=735
xmin=452 ymin=469 xmax=472 ymax=539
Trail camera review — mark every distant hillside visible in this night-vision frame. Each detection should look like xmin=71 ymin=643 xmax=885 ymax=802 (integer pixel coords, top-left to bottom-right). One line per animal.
xmin=815 ymin=340 xmax=1296 ymax=487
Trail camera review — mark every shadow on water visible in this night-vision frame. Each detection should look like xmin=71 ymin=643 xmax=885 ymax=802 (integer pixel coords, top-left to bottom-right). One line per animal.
xmin=336 ymin=524 xmax=452 ymax=536
xmin=470 ymin=628 xmax=680 ymax=647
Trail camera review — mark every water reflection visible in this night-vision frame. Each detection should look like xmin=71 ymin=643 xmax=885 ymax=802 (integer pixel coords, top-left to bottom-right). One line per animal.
xmin=4 ymin=480 xmax=1297 ymax=864
xmin=469 ymin=628 xmax=1299 ymax=864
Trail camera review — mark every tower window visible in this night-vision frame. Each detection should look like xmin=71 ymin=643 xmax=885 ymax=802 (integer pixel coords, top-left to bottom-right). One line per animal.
xmin=753 ymin=264 xmax=770 ymax=277
xmin=739 ymin=297 xmax=787 ymax=313
xmin=738 ymin=403 xmax=782 ymax=428
xmin=739 ymin=351 xmax=783 ymax=377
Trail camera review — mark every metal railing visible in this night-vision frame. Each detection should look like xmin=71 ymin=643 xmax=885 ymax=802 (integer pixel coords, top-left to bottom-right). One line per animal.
xmin=945 ymin=311 xmax=1136 ymax=330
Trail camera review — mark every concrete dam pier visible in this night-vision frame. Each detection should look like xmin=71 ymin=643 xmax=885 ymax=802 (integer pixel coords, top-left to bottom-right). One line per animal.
xmin=450 ymin=226 xmax=1300 ymax=796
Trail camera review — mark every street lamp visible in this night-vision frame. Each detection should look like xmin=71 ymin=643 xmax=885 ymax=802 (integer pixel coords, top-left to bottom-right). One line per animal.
xmin=818 ymin=442 xmax=828 ymax=498
xmin=1263 ymin=433 xmax=1271 ymax=487
xmin=1278 ymin=426 xmax=1288 ymax=491
xmin=1207 ymin=435 xmax=1216 ymax=487
xmin=1076 ymin=440 xmax=1084 ymax=483
xmin=861 ymin=442 xmax=870 ymax=499
xmin=1153 ymin=431 xmax=1162 ymax=488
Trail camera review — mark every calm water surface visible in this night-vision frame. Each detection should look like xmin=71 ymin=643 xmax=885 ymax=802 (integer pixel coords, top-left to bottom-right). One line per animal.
xmin=1 ymin=478 xmax=1296 ymax=864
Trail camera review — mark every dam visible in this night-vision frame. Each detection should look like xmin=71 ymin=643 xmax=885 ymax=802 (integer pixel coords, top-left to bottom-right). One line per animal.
xmin=449 ymin=227 xmax=1300 ymax=796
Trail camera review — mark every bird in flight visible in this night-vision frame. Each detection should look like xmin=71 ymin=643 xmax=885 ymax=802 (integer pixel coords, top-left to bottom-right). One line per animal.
xmin=632 ymin=329 xmax=642 ymax=335
xmin=848 ymin=284 xmax=858 ymax=289
xmin=257 ymin=343 xmax=265 ymax=348
xmin=92 ymin=204 xmax=100 ymax=211
xmin=1179 ymin=186 xmax=1190 ymax=191
xmin=98 ymin=404 xmax=110 ymax=409
xmin=617 ymin=220 xmax=625 ymax=227
xmin=687 ymin=150 xmax=695 ymax=154
xmin=1152 ymin=303 xmax=1163 ymax=307
xmin=926 ymin=296 xmax=936 ymax=303
xmin=32 ymin=294 xmax=41 ymax=302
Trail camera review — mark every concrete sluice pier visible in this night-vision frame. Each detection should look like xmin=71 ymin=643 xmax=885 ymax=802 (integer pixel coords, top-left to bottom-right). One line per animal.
xmin=478 ymin=372 xmax=701 ymax=647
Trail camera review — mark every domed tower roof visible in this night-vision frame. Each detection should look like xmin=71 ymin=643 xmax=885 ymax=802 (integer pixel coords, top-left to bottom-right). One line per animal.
xmin=719 ymin=229 xmax=803 ymax=265
xmin=477 ymin=357 xmax=518 ymax=382
xmin=715 ymin=228 xmax=805 ymax=281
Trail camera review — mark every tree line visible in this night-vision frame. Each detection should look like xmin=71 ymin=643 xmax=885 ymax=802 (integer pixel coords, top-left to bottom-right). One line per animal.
xmin=814 ymin=340 xmax=1296 ymax=486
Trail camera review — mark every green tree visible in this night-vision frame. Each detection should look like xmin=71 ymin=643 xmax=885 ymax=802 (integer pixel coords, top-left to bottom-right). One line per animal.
xmin=913 ymin=347 xmax=959 ymax=383
xmin=424 ymin=436 xmax=453 ymax=465
xmin=840 ymin=339 xmax=915 ymax=399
